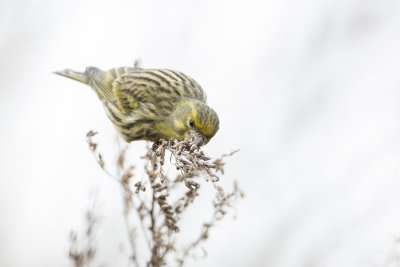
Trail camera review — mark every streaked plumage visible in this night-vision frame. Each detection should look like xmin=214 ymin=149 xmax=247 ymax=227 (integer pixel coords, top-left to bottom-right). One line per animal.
xmin=55 ymin=66 xmax=219 ymax=146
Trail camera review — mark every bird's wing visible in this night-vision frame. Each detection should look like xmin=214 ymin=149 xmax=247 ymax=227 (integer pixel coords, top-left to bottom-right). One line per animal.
xmin=112 ymin=69 xmax=207 ymax=114
xmin=78 ymin=67 xmax=116 ymax=103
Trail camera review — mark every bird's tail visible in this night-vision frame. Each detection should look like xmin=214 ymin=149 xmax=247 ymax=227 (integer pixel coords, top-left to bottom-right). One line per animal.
xmin=54 ymin=69 xmax=89 ymax=84
xmin=55 ymin=67 xmax=115 ymax=103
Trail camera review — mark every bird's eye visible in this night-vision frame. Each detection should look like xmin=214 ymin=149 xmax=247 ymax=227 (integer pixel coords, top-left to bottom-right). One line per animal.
xmin=189 ymin=119 xmax=194 ymax=127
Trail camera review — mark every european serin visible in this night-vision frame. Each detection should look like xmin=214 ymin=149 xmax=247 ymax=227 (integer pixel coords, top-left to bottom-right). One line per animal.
xmin=55 ymin=66 xmax=219 ymax=146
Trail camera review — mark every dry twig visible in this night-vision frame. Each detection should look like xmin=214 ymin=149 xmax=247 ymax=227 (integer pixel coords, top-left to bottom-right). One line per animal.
xmin=69 ymin=196 xmax=99 ymax=267
xmin=69 ymin=131 xmax=243 ymax=267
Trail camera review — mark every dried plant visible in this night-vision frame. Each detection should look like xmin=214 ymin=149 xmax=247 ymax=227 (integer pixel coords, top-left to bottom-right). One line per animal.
xmin=69 ymin=131 xmax=244 ymax=267
xmin=69 ymin=196 xmax=99 ymax=267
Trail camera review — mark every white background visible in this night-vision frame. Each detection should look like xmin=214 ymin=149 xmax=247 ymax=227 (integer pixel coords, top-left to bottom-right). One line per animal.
xmin=1 ymin=0 xmax=400 ymax=266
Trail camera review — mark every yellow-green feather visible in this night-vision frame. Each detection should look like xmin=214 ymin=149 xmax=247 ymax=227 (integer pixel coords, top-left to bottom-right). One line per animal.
xmin=55 ymin=66 xmax=219 ymax=144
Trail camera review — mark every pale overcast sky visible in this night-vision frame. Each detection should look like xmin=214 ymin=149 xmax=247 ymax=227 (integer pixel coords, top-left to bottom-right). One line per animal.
xmin=1 ymin=0 xmax=400 ymax=266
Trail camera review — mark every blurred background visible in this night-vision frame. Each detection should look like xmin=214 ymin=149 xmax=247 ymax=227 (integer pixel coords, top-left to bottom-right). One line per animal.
xmin=1 ymin=0 xmax=400 ymax=266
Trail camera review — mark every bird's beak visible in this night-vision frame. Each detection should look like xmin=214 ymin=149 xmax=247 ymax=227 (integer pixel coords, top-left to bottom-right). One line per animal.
xmin=193 ymin=135 xmax=204 ymax=147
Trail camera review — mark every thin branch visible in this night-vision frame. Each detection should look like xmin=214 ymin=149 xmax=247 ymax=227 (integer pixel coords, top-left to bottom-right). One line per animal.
xmin=78 ymin=132 xmax=243 ymax=267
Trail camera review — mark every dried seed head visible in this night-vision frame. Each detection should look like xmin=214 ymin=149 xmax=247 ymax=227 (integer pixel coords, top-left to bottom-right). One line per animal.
xmin=83 ymin=132 xmax=242 ymax=267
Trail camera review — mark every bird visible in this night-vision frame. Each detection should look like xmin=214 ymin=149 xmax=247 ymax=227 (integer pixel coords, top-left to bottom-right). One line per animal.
xmin=55 ymin=66 xmax=219 ymax=146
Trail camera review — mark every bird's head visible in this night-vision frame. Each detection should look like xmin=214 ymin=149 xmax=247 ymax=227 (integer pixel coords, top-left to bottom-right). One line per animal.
xmin=170 ymin=100 xmax=219 ymax=146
